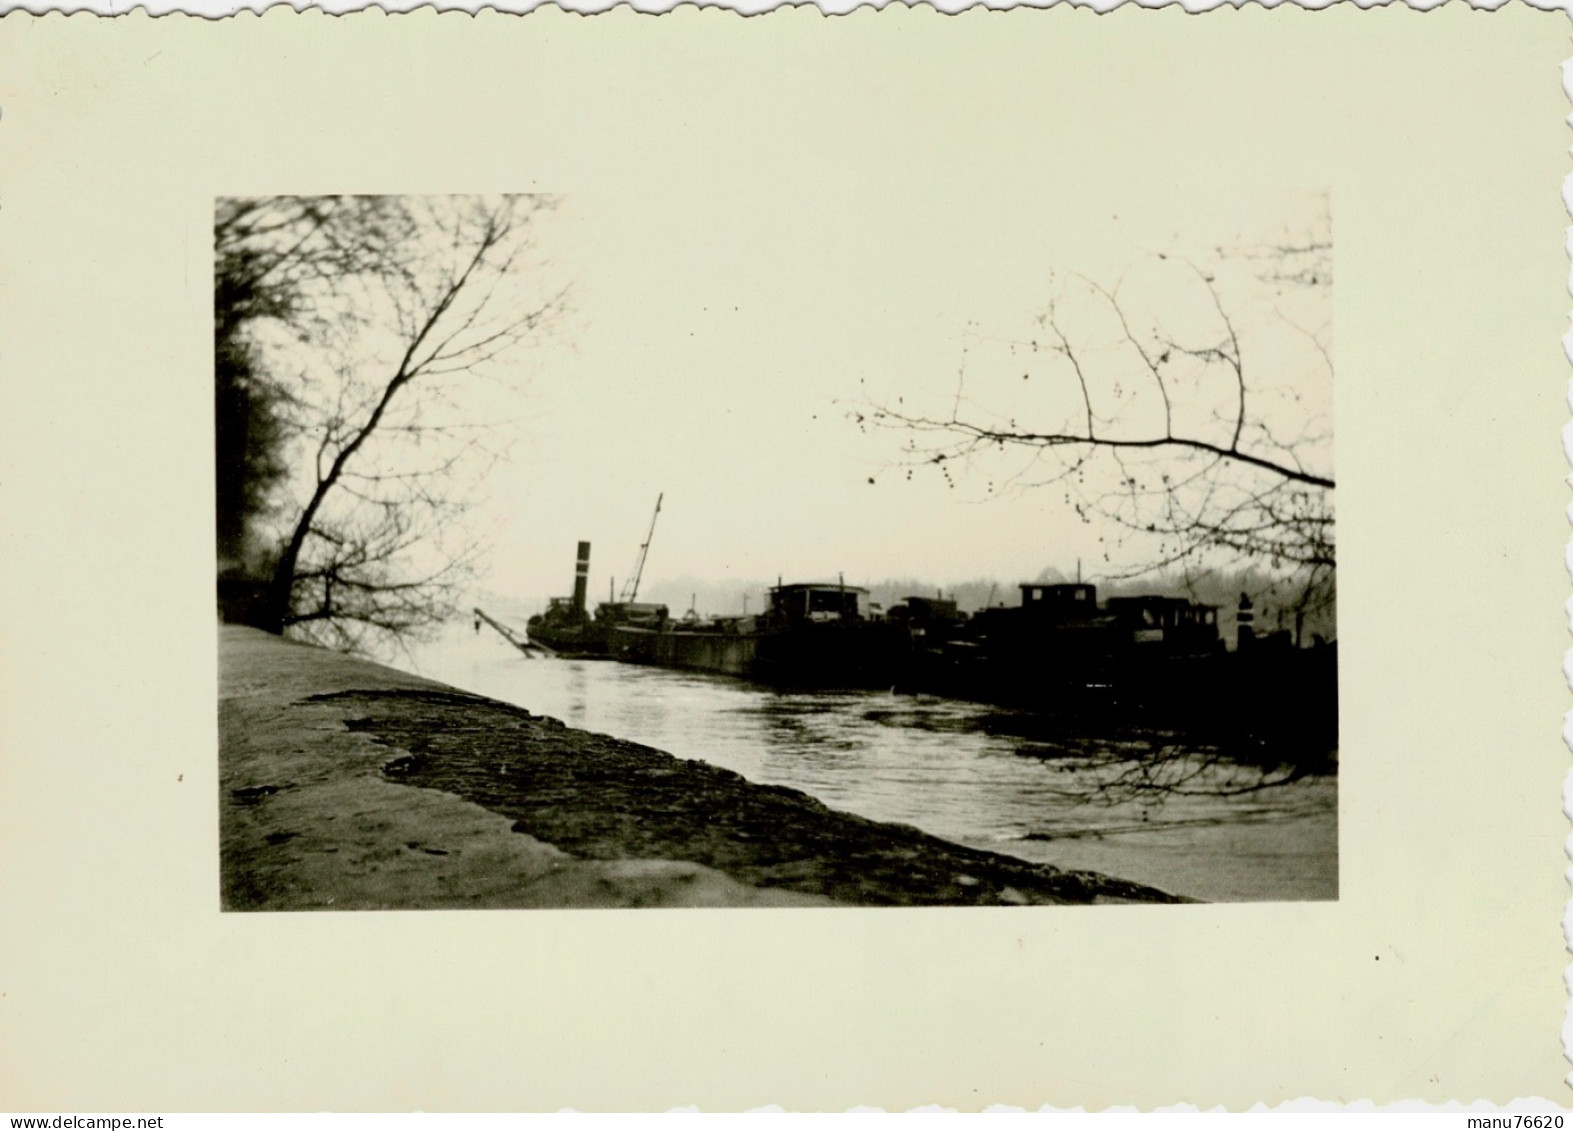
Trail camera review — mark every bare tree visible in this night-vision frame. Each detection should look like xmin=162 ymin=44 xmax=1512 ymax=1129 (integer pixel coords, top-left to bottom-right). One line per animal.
xmin=860 ymin=202 xmax=1334 ymax=627
xmin=1027 ymin=731 xmax=1333 ymax=809
xmin=215 ymin=195 xmax=567 ymax=652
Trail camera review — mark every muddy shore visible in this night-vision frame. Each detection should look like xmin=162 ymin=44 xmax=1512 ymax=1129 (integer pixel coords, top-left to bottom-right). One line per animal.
xmin=219 ymin=626 xmax=1184 ymax=909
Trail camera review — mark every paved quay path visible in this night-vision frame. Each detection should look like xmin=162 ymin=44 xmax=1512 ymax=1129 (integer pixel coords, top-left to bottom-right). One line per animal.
xmin=220 ymin=625 xmax=1185 ymax=909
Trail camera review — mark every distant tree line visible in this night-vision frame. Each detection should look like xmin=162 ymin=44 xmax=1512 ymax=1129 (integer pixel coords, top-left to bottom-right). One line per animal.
xmin=627 ymin=567 xmax=1331 ymax=649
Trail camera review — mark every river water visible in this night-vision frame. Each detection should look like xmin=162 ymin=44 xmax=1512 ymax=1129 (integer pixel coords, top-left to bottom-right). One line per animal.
xmin=397 ymin=624 xmax=1337 ymax=902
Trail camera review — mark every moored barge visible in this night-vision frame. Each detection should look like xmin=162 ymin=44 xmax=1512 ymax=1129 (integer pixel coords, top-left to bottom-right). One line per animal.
xmin=609 ymin=581 xmax=911 ymax=687
xmin=511 ymin=537 xmax=1331 ymax=746
xmin=525 ymin=539 xmax=668 ymax=656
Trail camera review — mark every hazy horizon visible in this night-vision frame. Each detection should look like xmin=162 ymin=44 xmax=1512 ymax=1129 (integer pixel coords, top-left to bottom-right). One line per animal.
xmin=472 ymin=559 xmax=1335 ymax=644
xmin=439 ymin=183 xmax=1331 ymax=614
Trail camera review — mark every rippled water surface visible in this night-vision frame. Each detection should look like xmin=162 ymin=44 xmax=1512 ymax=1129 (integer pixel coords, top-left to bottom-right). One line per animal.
xmin=398 ymin=625 xmax=1337 ymax=902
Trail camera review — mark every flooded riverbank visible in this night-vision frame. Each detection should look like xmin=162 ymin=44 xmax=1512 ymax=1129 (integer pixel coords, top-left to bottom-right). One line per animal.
xmin=397 ymin=624 xmax=1336 ymax=902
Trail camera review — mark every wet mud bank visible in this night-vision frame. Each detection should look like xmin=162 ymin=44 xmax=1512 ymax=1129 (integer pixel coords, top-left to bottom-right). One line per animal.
xmin=219 ymin=626 xmax=1184 ymax=909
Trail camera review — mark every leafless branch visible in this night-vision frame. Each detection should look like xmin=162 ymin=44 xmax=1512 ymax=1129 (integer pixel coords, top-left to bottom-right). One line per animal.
xmin=218 ymin=194 xmax=568 ymax=654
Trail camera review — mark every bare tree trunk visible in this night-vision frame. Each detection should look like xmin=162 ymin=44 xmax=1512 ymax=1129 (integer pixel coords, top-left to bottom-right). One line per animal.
xmin=251 ymin=202 xmax=534 ymax=641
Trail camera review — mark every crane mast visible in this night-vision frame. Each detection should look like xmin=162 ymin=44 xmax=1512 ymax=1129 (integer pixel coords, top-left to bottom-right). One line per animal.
xmin=619 ymin=493 xmax=663 ymax=603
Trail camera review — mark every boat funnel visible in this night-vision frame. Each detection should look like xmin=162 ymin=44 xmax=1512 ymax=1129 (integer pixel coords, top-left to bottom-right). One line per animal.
xmin=572 ymin=541 xmax=591 ymax=616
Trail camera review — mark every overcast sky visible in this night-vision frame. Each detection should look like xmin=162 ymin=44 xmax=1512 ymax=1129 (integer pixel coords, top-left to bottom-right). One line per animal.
xmin=467 ymin=183 xmax=1329 ymax=614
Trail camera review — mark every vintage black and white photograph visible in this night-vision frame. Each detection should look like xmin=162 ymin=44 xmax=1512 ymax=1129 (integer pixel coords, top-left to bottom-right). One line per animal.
xmin=217 ymin=187 xmax=1337 ymax=908
xmin=8 ymin=4 xmax=1567 ymax=1109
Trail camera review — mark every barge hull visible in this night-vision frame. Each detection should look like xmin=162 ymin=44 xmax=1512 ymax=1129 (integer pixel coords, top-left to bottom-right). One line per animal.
xmin=611 ymin=625 xmax=758 ymax=677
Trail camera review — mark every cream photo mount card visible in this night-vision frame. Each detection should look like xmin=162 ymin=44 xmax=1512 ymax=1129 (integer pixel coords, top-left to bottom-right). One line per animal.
xmin=0 ymin=4 xmax=1567 ymax=1109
